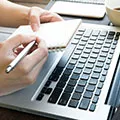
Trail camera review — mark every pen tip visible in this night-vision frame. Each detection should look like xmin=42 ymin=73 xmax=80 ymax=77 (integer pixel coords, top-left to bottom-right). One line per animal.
xmin=6 ymin=66 xmax=12 ymax=74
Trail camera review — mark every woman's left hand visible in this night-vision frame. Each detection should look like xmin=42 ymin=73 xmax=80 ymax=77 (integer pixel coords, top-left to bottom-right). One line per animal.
xmin=28 ymin=7 xmax=64 ymax=31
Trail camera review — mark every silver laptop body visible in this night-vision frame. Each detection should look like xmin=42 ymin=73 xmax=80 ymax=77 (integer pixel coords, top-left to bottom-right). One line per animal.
xmin=0 ymin=23 xmax=120 ymax=120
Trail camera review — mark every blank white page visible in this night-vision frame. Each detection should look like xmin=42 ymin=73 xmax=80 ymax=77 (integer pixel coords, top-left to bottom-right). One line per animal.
xmin=50 ymin=1 xmax=106 ymax=18
xmin=11 ymin=19 xmax=82 ymax=48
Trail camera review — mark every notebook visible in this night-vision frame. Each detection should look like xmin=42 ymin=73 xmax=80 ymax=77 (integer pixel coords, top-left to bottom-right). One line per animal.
xmin=10 ymin=19 xmax=81 ymax=49
xmin=0 ymin=19 xmax=120 ymax=120
xmin=49 ymin=0 xmax=106 ymax=19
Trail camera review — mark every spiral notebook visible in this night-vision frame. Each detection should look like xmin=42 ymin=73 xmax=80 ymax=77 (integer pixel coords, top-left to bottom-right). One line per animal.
xmin=12 ymin=19 xmax=81 ymax=49
xmin=50 ymin=0 xmax=106 ymax=18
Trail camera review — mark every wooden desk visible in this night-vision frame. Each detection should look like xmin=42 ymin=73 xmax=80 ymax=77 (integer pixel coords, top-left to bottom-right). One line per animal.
xmin=0 ymin=107 xmax=54 ymax=120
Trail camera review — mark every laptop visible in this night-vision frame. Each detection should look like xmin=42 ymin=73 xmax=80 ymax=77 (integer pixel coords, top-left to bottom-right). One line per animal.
xmin=49 ymin=0 xmax=106 ymax=19
xmin=0 ymin=19 xmax=120 ymax=120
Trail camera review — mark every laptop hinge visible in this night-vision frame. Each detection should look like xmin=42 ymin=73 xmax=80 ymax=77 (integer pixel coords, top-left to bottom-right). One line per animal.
xmin=106 ymin=55 xmax=120 ymax=107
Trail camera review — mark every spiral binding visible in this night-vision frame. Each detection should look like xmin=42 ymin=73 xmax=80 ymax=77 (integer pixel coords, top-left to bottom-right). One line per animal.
xmin=48 ymin=47 xmax=65 ymax=52
xmin=53 ymin=0 xmax=104 ymax=5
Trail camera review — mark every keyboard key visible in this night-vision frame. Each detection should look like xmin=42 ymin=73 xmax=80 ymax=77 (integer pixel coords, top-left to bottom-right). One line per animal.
xmin=60 ymin=74 xmax=69 ymax=82
xmin=58 ymin=92 xmax=71 ymax=106
xmin=45 ymin=88 xmax=53 ymax=94
xmin=98 ymin=36 xmax=105 ymax=41
xmin=89 ymin=78 xmax=98 ymax=85
xmin=104 ymin=64 xmax=109 ymax=70
xmin=84 ymin=29 xmax=92 ymax=37
xmin=74 ymin=67 xmax=82 ymax=74
xmin=36 ymin=93 xmax=44 ymax=101
xmin=100 ymin=31 xmax=108 ymax=36
xmin=95 ymin=89 xmax=101 ymax=96
xmin=88 ymin=40 xmax=95 ymax=45
xmin=94 ymin=67 xmax=102 ymax=73
xmin=100 ymin=75 xmax=106 ymax=82
xmin=64 ymin=69 xmax=72 ymax=75
xmin=86 ymin=84 xmax=95 ymax=92
xmin=72 ymin=54 xmax=80 ymax=60
xmin=102 ymin=47 xmax=109 ymax=53
xmin=97 ymin=82 xmax=103 ymax=89
xmin=48 ymin=88 xmax=62 ymax=104
xmin=69 ymin=59 xmax=77 ymax=65
xmin=68 ymin=79 xmax=77 ymax=86
xmin=88 ymin=58 xmax=96 ymax=63
xmin=78 ymin=80 xmax=87 ymax=86
xmin=64 ymin=85 xmax=74 ymax=93
xmin=81 ymin=53 xmax=89 ymax=58
xmin=76 ymin=62 xmax=84 ymax=68
xmin=71 ymin=73 xmax=80 ymax=80
xmin=91 ymin=72 xmax=100 ymax=79
xmin=80 ymin=73 xmax=89 ymax=80
xmin=96 ymin=61 xmax=104 ymax=67
xmin=41 ymin=87 xmax=47 ymax=93
xmin=84 ymin=48 xmax=91 ymax=54
xmin=75 ymin=85 xmax=84 ymax=93
xmin=98 ymin=56 xmax=106 ymax=62
xmin=71 ymin=39 xmax=79 ymax=45
xmin=94 ymin=44 xmax=102 ymax=49
xmin=81 ymin=37 xmax=88 ymax=42
xmin=72 ymin=92 xmax=82 ymax=100
xmin=92 ymin=96 xmax=99 ymax=103
xmin=92 ymin=48 xmax=100 ymax=54
xmin=89 ymin=103 xmax=96 ymax=112
xmin=79 ymin=57 xmax=87 ymax=63
xmin=79 ymin=98 xmax=90 ymax=110
xmin=66 ymin=64 xmax=75 ymax=70
xmin=86 ymin=44 xmax=93 ymax=49
xmin=56 ymin=81 xmax=66 ymax=88
xmin=77 ymin=45 xmax=84 ymax=50
xmin=44 ymin=80 xmax=51 ymax=87
xmin=79 ymin=41 xmax=87 ymax=46
xmin=86 ymin=63 xmax=94 ymax=69
xmin=92 ymin=30 xmax=100 ymax=36
xmin=83 ymin=91 xmax=93 ymax=99
xmin=102 ymin=70 xmax=108 ymax=76
xmin=74 ymin=49 xmax=82 ymax=55
xmin=68 ymin=99 xmax=79 ymax=108
xmin=83 ymin=68 xmax=92 ymax=74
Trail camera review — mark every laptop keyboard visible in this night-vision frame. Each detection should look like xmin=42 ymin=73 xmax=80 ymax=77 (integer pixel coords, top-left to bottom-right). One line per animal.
xmin=36 ymin=27 xmax=120 ymax=112
xmin=54 ymin=0 xmax=105 ymax=5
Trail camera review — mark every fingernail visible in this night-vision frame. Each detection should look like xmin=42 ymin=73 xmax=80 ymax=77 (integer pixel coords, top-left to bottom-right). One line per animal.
xmin=32 ymin=23 xmax=39 ymax=32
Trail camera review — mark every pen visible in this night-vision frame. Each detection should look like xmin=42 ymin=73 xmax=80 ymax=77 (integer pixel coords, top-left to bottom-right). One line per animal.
xmin=6 ymin=40 xmax=36 ymax=73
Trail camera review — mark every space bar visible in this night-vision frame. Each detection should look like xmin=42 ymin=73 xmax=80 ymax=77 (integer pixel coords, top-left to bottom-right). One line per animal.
xmin=57 ymin=43 xmax=76 ymax=68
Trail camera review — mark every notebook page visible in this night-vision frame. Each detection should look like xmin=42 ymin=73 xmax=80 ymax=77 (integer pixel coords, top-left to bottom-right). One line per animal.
xmin=13 ymin=19 xmax=82 ymax=48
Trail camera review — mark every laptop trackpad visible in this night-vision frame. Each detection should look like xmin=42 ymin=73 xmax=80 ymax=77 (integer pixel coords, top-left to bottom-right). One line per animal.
xmin=50 ymin=1 xmax=106 ymax=18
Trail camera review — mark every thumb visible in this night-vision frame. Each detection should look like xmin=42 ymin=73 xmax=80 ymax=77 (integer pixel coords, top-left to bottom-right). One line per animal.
xmin=29 ymin=7 xmax=41 ymax=32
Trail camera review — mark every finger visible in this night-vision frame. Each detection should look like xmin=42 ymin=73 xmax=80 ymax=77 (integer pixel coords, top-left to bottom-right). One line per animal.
xmin=21 ymin=56 xmax=47 ymax=85
xmin=15 ymin=38 xmax=48 ymax=74
xmin=5 ymin=34 xmax=36 ymax=49
xmin=40 ymin=11 xmax=64 ymax=23
xmin=29 ymin=7 xmax=41 ymax=31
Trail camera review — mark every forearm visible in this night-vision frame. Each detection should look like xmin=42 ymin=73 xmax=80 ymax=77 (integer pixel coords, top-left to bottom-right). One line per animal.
xmin=0 ymin=0 xmax=30 ymax=27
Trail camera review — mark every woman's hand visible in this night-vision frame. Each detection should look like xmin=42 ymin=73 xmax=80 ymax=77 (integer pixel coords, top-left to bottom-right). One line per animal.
xmin=28 ymin=7 xmax=64 ymax=31
xmin=0 ymin=34 xmax=48 ymax=96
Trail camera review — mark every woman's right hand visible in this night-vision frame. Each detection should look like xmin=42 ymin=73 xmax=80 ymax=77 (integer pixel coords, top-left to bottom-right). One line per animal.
xmin=0 ymin=34 xmax=48 ymax=96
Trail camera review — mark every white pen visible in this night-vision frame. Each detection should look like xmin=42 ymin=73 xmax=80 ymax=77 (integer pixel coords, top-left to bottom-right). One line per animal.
xmin=6 ymin=40 xmax=36 ymax=73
